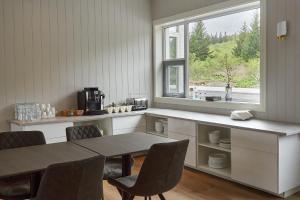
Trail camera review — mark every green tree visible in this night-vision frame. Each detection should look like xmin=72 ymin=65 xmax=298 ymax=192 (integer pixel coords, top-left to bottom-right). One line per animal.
xmin=241 ymin=12 xmax=260 ymax=61
xmin=232 ymin=22 xmax=249 ymax=57
xmin=189 ymin=21 xmax=213 ymax=61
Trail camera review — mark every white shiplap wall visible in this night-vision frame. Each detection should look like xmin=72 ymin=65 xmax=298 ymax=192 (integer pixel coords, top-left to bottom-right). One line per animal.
xmin=152 ymin=0 xmax=300 ymax=124
xmin=0 ymin=0 xmax=152 ymax=131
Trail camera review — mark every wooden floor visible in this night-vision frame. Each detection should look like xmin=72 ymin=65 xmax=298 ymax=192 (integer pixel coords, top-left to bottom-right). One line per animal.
xmin=104 ymin=157 xmax=300 ymax=200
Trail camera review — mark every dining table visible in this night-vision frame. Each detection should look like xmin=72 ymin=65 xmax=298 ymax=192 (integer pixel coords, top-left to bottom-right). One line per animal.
xmin=71 ymin=132 xmax=176 ymax=200
xmin=0 ymin=142 xmax=99 ymax=195
xmin=0 ymin=132 xmax=175 ymax=200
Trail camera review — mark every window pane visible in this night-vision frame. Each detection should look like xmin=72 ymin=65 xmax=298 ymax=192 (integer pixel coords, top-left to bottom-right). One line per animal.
xmin=163 ymin=60 xmax=185 ymax=97
xmin=165 ymin=25 xmax=185 ymax=59
xmin=188 ymin=8 xmax=260 ymax=103
xmin=168 ymin=65 xmax=184 ymax=94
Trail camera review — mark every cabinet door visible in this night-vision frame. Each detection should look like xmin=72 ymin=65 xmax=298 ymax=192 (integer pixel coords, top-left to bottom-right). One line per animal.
xmin=23 ymin=122 xmax=73 ymax=144
xmin=231 ymin=128 xmax=278 ymax=193
xmin=112 ymin=115 xmax=146 ymax=135
xmin=168 ymin=118 xmax=196 ymax=137
xmin=232 ymin=146 xmax=278 ymax=193
xmin=168 ymin=131 xmax=196 ymax=168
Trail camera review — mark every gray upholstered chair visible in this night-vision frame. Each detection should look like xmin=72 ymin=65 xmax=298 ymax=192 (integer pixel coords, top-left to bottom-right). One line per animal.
xmin=0 ymin=131 xmax=46 ymax=200
xmin=66 ymin=125 xmax=133 ymax=179
xmin=32 ymin=156 xmax=105 ymax=200
xmin=108 ymin=140 xmax=189 ymax=200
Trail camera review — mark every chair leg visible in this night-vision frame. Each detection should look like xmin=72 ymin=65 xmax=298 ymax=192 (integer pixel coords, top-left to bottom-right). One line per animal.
xmin=128 ymin=195 xmax=135 ymax=200
xmin=158 ymin=194 xmax=166 ymax=200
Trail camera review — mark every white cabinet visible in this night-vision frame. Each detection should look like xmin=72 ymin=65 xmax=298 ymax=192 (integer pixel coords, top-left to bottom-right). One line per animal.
xmin=168 ymin=132 xmax=196 ymax=167
xmin=11 ymin=122 xmax=73 ymax=144
xmin=231 ymin=128 xmax=278 ymax=193
xmin=168 ymin=118 xmax=196 ymax=137
xmin=168 ymin=118 xmax=196 ymax=168
xmin=112 ymin=115 xmax=146 ymax=135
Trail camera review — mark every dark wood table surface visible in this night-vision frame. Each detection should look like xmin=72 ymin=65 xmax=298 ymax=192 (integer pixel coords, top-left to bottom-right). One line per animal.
xmin=0 ymin=142 xmax=98 ymax=179
xmin=71 ymin=132 xmax=175 ymax=157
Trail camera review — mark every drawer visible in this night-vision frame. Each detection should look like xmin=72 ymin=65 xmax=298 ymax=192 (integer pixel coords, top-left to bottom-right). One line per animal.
xmin=168 ymin=131 xmax=196 ymax=167
xmin=231 ymin=128 xmax=278 ymax=154
xmin=168 ymin=118 xmax=196 ymax=137
xmin=112 ymin=115 xmax=145 ymax=130
xmin=232 ymin=145 xmax=278 ymax=193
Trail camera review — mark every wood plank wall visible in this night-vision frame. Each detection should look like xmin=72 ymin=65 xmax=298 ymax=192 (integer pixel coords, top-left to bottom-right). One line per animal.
xmin=0 ymin=0 xmax=152 ymax=131
xmin=152 ymin=0 xmax=300 ymax=124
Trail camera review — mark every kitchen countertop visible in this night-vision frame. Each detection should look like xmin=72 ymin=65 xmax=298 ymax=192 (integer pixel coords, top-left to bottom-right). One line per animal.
xmin=9 ymin=110 xmax=147 ymax=126
xmin=146 ymin=108 xmax=300 ymax=136
xmin=10 ymin=108 xmax=300 ymax=136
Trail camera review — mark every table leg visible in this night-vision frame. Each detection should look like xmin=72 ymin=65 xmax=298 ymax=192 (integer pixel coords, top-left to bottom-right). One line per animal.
xmin=122 ymin=154 xmax=131 ymax=200
xmin=30 ymin=171 xmax=42 ymax=197
xmin=122 ymin=154 xmax=131 ymax=176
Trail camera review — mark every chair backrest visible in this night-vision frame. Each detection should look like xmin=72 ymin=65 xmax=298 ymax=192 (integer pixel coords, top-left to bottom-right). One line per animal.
xmin=0 ymin=131 xmax=46 ymax=150
xmin=34 ymin=156 xmax=105 ymax=200
xmin=133 ymin=140 xmax=189 ymax=196
xmin=66 ymin=125 xmax=102 ymax=141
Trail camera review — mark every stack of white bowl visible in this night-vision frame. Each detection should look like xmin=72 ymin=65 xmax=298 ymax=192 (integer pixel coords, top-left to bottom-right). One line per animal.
xmin=208 ymin=153 xmax=228 ymax=169
xmin=219 ymin=139 xmax=231 ymax=149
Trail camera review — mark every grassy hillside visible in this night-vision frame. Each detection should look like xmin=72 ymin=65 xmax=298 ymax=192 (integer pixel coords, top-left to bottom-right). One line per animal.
xmin=189 ymin=40 xmax=260 ymax=88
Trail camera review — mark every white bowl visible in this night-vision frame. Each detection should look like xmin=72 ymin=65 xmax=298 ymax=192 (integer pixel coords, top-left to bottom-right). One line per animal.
xmin=219 ymin=143 xmax=231 ymax=149
xmin=126 ymin=105 xmax=133 ymax=112
xmin=113 ymin=107 xmax=120 ymax=113
xmin=208 ymin=130 xmax=221 ymax=144
xmin=106 ymin=107 xmax=114 ymax=114
xmin=120 ymin=106 xmax=127 ymax=113
xmin=208 ymin=153 xmax=228 ymax=169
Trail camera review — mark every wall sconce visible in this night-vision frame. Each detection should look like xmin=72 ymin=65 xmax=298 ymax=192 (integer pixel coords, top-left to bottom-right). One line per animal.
xmin=277 ymin=21 xmax=287 ymax=40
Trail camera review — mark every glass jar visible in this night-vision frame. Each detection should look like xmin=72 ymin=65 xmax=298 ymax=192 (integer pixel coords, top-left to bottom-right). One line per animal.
xmin=225 ymin=84 xmax=232 ymax=101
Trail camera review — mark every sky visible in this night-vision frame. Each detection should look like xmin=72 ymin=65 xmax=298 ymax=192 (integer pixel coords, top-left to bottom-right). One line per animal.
xmin=190 ymin=8 xmax=260 ymax=36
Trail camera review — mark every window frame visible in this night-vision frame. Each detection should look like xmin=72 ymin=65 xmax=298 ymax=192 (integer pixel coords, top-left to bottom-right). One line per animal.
xmin=154 ymin=0 xmax=266 ymax=112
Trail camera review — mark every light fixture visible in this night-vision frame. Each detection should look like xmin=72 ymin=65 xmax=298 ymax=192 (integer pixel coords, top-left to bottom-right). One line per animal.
xmin=277 ymin=21 xmax=287 ymax=40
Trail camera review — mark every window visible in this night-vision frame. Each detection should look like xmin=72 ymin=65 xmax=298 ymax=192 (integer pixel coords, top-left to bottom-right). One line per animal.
xmin=158 ymin=0 xmax=265 ymax=109
xmin=188 ymin=8 xmax=261 ymax=103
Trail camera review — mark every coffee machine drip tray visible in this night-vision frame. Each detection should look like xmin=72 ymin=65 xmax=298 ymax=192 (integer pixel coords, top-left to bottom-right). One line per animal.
xmin=85 ymin=110 xmax=107 ymax=116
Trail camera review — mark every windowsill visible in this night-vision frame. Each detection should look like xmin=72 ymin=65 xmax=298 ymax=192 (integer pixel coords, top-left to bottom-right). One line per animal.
xmin=154 ymin=96 xmax=265 ymax=112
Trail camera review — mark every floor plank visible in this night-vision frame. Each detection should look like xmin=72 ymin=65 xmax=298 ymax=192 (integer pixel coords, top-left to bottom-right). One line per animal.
xmin=104 ymin=157 xmax=300 ymax=200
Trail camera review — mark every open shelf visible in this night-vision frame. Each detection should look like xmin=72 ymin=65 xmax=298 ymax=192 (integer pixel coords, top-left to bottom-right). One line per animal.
xmin=197 ymin=144 xmax=231 ymax=178
xmin=198 ymin=142 xmax=231 ymax=153
xmin=145 ymin=115 xmax=168 ymax=137
xmin=198 ymin=163 xmax=231 ymax=178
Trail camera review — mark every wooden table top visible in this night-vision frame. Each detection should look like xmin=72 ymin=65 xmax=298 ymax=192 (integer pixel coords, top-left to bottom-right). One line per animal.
xmin=0 ymin=142 xmax=98 ymax=179
xmin=72 ymin=132 xmax=176 ymax=157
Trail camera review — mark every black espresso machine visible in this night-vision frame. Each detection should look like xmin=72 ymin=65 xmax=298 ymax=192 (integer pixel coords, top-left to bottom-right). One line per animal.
xmin=78 ymin=88 xmax=106 ymax=115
